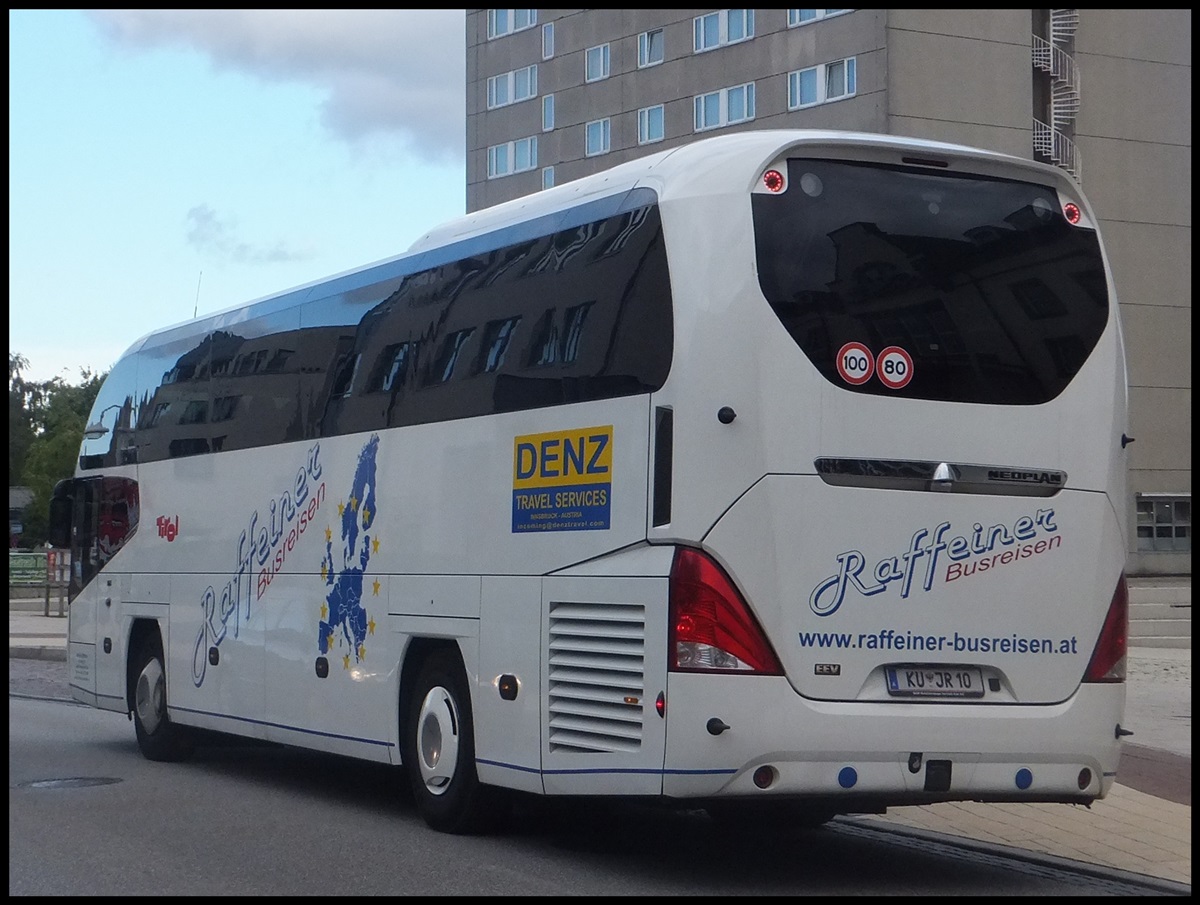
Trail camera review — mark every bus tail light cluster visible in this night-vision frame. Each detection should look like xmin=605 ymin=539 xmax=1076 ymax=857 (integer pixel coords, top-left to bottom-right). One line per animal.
xmin=668 ymin=547 xmax=783 ymax=675
xmin=1082 ymin=573 xmax=1128 ymax=682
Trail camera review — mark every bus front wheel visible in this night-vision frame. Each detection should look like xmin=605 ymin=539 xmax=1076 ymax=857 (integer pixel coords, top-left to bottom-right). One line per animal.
xmin=132 ymin=633 xmax=193 ymax=762
xmin=402 ymin=651 xmax=506 ymax=834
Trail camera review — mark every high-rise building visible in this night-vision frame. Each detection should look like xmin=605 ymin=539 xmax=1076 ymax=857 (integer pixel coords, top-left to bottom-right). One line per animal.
xmin=466 ymin=8 xmax=1191 ymax=577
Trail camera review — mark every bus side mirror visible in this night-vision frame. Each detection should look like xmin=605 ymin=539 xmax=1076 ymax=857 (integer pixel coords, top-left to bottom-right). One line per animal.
xmin=48 ymin=480 xmax=73 ymax=549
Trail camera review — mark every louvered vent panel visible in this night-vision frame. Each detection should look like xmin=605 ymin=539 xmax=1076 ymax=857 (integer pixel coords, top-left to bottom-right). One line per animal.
xmin=548 ymin=601 xmax=646 ymax=753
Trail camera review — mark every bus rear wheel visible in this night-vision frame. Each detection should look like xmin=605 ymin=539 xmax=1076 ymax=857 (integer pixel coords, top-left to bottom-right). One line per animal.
xmin=402 ymin=651 xmax=506 ymax=834
xmin=132 ymin=633 xmax=193 ymax=762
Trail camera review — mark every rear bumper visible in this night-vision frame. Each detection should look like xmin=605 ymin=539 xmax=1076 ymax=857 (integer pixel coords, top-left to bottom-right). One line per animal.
xmin=662 ymin=673 xmax=1124 ymax=806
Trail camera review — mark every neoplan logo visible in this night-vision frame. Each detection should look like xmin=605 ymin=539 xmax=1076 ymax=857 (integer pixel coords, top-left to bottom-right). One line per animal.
xmin=987 ymin=469 xmax=1064 ymax=486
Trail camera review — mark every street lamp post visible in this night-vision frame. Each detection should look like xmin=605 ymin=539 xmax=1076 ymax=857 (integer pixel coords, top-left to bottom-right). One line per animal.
xmin=83 ymin=404 xmax=123 ymax=441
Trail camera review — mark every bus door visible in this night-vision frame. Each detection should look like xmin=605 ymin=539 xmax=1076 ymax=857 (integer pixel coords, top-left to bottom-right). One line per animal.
xmin=53 ymin=475 xmax=140 ymax=709
xmin=54 ymin=477 xmax=98 ymax=703
xmin=92 ymin=478 xmax=139 ymax=710
xmin=541 ymin=573 xmax=669 ymax=795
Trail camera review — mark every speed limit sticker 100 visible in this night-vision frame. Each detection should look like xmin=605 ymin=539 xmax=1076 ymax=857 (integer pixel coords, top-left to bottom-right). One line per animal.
xmin=836 ymin=341 xmax=874 ymax=385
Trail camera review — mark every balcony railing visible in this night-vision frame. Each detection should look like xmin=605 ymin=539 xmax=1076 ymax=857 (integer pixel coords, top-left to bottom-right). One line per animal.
xmin=1033 ymin=117 xmax=1080 ymax=181
xmin=1050 ymin=8 xmax=1079 ymax=45
xmin=1031 ymin=10 xmax=1081 ymax=182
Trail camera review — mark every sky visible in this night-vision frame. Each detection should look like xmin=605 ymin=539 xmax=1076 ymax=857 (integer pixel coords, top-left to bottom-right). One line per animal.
xmin=9 ymin=9 xmax=467 ymax=385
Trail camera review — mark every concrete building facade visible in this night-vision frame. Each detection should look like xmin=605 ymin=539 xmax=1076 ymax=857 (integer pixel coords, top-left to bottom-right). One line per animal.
xmin=465 ymin=8 xmax=1191 ymax=577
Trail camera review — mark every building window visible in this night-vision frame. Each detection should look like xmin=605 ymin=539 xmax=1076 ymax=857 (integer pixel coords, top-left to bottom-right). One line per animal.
xmin=487 ymin=64 xmax=537 ymax=110
xmin=824 ymin=57 xmax=856 ymax=100
xmin=542 ymin=166 xmax=555 ymax=190
xmin=475 ymin=317 xmax=522 ymax=374
xmin=586 ymin=43 xmax=611 ymax=82
xmin=788 ymin=57 xmax=856 ymax=109
xmin=639 ymin=28 xmax=665 ymax=68
xmin=330 ymin=353 xmax=360 ymax=397
xmin=585 ymin=118 xmax=611 ymax=156
xmin=694 ymin=9 xmax=755 ymax=53
xmin=1012 ymin=278 xmax=1068 ymax=319
xmin=487 ymin=136 xmax=538 ymax=178
xmin=527 ymin=310 xmax=559 ymax=367
xmin=147 ymin=403 xmax=171 ymax=427
xmin=562 ymin=303 xmax=593 ymax=363
xmin=638 ymin=104 xmax=665 ymax=144
xmin=211 ymin=396 xmax=240 ymax=422
xmin=788 ymin=9 xmax=850 ymax=27
xmin=542 ymin=22 xmax=554 ymax=59
xmin=488 ymin=143 xmax=507 ymax=178
xmin=367 ymin=343 xmax=414 ymax=392
xmin=178 ymin=400 xmax=209 ymax=425
xmin=487 ymin=9 xmax=536 ymax=40
xmin=542 ymin=94 xmax=555 ymax=131
xmin=694 ymin=82 xmax=756 ymax=131
xmin=1137 ymin=496 xmax=1191 ymax=552
xmin=264 ymin=349 xmax=293 ymax=373
xmin=427 ymin=329 xmax=476 ymax=385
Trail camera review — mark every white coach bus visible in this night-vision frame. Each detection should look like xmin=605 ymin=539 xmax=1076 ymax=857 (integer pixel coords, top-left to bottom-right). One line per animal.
xmin=51 ymin=129 xmax=1131 ymax=834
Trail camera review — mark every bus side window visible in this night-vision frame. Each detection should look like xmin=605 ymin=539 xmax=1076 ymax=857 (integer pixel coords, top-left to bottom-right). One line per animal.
xmin=67 ymin=477 xmax=140 ymax=597
xmin=98 ymin=477 xmax=140 ymax=564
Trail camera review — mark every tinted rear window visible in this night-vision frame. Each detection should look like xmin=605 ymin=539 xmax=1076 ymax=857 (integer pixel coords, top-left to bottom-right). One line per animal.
xmin=753 ymin=159 xmax=1109 ymax=404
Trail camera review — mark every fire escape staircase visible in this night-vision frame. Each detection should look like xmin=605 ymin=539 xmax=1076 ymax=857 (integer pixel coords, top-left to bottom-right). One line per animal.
xmin=1032 ymin=8 xmax=1081 ymax=180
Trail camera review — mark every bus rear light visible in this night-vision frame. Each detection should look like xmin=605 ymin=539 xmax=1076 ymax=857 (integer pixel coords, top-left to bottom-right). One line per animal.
xmin=1063 ymin=201 xmax=1082 ymax=224
xmin=668 ymin=547 xmax=783 ymax=675
xmin=762 ymin=169 xmax=785 ymax=193
xmin=1083 ymin=573 xmax=1128 ymax=683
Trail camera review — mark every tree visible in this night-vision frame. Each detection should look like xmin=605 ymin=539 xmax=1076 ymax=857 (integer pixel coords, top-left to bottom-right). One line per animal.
xmin=8 ymin=353 xmax=105 ymax=546
xmin=9 ymin=352 xmax=43 ymax=482
xmin=20 ymin=426 xmax=85 ymax=544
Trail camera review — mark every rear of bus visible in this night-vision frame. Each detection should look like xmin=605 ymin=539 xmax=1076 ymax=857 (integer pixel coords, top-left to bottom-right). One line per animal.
xmin=654 ymin=133 xmax=1128 ymax=812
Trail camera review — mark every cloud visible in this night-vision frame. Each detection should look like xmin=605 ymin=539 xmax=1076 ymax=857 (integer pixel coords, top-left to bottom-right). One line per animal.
xmin=186 ymin=204 xmax=314 ymax=265
xmin=85 ymin=9 xmax=466 ymax=164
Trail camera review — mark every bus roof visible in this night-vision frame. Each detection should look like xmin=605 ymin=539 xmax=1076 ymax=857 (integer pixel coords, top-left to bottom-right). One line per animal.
xmin=118 ymin=129 xmax=1057 ymax=363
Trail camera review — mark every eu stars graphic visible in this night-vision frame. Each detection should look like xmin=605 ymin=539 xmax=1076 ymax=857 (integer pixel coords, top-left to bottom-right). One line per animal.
xmin=318 ymin=435 xmax=380 ymax=669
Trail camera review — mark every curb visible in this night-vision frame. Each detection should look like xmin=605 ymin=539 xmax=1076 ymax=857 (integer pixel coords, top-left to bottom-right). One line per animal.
xmin=836 ymin=818 xmax=1192 ymax=895
xmin=9 ymin=646 xmax=67 ymax=662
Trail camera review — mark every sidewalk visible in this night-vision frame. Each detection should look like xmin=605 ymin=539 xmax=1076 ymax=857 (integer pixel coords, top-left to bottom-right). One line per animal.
xmin=9 ymin=606 xmax=70 ymax=661
xmin=9 ymin=605 xmax=1191 ymax=890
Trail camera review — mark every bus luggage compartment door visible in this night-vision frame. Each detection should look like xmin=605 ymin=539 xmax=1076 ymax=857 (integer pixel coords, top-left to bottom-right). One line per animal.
xmin=541 ymin=574 xmax=669 ymax=795
xmin=94 ymin=572 xmax=130 ymax=712
xmin=67 ymin=590 xmax=98 ymax=707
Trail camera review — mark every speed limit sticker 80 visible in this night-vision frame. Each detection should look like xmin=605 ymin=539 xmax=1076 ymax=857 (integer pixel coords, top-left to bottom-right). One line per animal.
xmin=876 ymin=346 xmax=914 ymax=389
xmin=835 ymin=342 xmax=914 ymax=390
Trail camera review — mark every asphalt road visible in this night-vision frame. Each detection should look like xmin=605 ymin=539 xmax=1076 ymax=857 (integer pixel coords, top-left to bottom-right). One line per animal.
xmin=9 ymin=652 xmax=1191 ymax=806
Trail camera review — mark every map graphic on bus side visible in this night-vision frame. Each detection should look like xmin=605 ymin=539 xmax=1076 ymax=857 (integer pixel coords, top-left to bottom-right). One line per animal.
xmin=318 ymin=435 xmax=379 ymax=667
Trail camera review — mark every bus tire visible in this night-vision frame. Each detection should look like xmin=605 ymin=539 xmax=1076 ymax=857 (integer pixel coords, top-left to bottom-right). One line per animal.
xmin=132 ymin=633 xmax=193 ymax=762
xmin=402 ymin=651 xmax=506 ymax=834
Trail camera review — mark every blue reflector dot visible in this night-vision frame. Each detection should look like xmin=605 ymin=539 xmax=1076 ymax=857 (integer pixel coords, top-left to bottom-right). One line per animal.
xmin=838 ymin=766 xmax=858 ymax=789
xmin=1015 ymin=768 xmax=1033 ymax=790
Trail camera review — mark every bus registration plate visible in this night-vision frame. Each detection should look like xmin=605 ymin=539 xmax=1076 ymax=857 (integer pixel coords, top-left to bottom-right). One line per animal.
xmin=886 ymin=666 xmax=984 ymax=697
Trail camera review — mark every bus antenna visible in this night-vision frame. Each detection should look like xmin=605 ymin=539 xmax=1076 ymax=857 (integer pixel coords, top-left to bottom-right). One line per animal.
xmin=194 ymin=270 xmax=203 ymax=318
